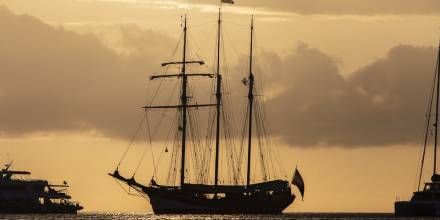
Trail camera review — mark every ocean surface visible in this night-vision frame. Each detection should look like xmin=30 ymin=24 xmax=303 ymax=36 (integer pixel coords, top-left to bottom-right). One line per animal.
xmin=0 ymin=213 xmax=438 ymax=220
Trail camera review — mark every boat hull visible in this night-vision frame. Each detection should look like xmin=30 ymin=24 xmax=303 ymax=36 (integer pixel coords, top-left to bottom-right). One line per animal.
xmin=395 ymin=201 xmax=440 ymax=216
xmin=0 ymin=206 xmax=82 ymax=214
xmin=0 ymin=182 xmax=83 ymax=214
xmin=109 ymin=172 xmax=296 ymax=214
xmin=145 ymin=189 xmax=295 ymax=214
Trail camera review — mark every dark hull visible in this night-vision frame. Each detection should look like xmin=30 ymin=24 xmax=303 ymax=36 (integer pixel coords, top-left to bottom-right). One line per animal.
xmin=109 ymin=171 xmax=296 ymax=214
xmin=395 ymin=201 xmax=440 ymax=216
xmin=145 ymin=189 xmax=295 ymax=214
xmin=0 ymin=203 xmax=82 ymax=214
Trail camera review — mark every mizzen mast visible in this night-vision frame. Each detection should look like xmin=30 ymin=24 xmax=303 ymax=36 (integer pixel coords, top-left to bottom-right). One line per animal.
xmin=246 ymin=16 xmax=255 ymax=187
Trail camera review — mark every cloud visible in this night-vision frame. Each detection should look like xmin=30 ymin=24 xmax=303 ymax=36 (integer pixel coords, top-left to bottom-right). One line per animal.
xmin=266 ymin=44 xmax=436 ymax=147
xmin=0 ymin=6 xmax=172 ymax=139
xmin=178 ymin=0 xmax=440 ymax=15
xmin=0 ymin=6 xmax=437 ymax=148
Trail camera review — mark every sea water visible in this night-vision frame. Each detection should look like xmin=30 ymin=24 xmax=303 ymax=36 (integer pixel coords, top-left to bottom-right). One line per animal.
xmin=0 ymin=213 xmax=437 ymax=220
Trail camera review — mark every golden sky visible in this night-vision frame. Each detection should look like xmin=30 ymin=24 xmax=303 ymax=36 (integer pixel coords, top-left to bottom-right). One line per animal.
xmin=1 ymin=0 xmax=440 ymax=213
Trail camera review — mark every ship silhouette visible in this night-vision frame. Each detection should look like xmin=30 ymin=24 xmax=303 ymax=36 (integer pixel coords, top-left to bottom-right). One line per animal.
xmin=395 ymin=44 xmax=440 ymax=216
xmin=0 ymin=161 xmax=82 ymax=214
xmin=110 ymin=8 xmax=304 ymax=214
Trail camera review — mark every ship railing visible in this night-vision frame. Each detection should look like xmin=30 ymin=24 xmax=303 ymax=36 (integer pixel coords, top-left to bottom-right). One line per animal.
xmin=49 ymin=198 xmax=80 ymax=205
xmin=67 ymin=201 xmax=81 ymax=205
xmin=9 ymin=176 xmax=32 ymax=181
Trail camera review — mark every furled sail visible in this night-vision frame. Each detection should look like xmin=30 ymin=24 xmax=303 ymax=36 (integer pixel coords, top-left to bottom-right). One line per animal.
xmin=221 ymin=0 xmax=234 ymax=4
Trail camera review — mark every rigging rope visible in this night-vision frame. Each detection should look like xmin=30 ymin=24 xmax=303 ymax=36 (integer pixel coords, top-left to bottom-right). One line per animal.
xmin=417 ymin=53 xmax=439 ymax=190
xmin=112 ymin=178 xmax=148 ymax=199
xmin=139 ymin=80 xmax=179 ymax=180
xmin=116 ymin=113 xmax=147 ymax=170
xmin=222 ymin=25 xmax=242 ymax=68
xmin=188 ymin=20 xmax=217 ymax=29
xmin=129 ymin=31 xmax=184 ymax=179
xmin=118 ymin=15 xmax=292 ymax=186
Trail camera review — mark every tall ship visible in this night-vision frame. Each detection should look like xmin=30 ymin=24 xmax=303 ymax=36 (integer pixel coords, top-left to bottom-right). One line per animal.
xmin=395 ymin=44 xmax=440 ymax=216
xmin=110 ymin=6 xmax=304 ymax=214
xmin=0 ymin=162 xmax=83 ymax=214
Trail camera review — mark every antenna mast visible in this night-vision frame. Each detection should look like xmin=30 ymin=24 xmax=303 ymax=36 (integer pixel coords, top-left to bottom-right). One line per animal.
xmin=435 ymin=44 xmax=440 ymax=177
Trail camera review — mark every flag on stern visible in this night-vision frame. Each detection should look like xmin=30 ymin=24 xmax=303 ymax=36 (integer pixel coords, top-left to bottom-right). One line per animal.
xmin=292 ymin=168 xmax=305 ymax=200
xmin=221 ymin=0 xmax=234 ymax=4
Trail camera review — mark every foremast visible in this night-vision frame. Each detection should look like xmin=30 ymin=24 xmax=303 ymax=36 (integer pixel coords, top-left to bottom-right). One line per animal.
xmin=144 ymin=15 xmax=214 ymax=188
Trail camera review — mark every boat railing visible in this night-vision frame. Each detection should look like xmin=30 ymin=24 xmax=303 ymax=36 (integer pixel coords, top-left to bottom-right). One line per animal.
xmin=395 ymin=194 xmax=411 ymax=201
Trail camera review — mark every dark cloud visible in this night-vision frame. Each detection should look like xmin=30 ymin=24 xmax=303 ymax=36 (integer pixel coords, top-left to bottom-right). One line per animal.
xmin=0 ymin=6 xmax=172 ymax=138
xmin=0 ymin=6 xmax=437 ymax=148
xmin=181 ymin=0 xmax=440 ymax=15
xmin=266 ymin=44 xmax=436 ymax=147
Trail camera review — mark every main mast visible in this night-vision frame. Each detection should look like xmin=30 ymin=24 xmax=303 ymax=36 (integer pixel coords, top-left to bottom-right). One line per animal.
xmin=214 ymin=8 xmax=223 ymax=188
xmin=246 ymin=16 xmax=255 ymax=187
xmin=180 ymin=15 xmax=189 ymax=187
xmin=417 ymin=43 xmax=440 ymax=189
